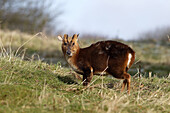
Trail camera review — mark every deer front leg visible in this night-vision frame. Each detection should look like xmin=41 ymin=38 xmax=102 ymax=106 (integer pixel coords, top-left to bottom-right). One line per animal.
xmin=83 ymin=67 xmax=93 ymax=86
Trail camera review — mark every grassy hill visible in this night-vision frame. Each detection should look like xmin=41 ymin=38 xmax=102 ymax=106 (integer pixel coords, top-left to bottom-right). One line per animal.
xmin=0 ymin=30 xmax=170 ymax=112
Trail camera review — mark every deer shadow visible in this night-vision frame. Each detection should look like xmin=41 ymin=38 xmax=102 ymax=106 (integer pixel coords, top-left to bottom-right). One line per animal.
xmin=57 ymin=75 xmax=78 ymax=85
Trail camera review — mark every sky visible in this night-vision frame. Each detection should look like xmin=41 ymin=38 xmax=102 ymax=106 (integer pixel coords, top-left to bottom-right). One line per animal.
xmin=57 ymin=0 xmax=170 ymax=40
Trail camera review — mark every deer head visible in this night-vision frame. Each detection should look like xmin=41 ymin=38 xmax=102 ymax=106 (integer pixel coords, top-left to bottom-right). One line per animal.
xmin=58 ymin=34 xmax=80 ymax=57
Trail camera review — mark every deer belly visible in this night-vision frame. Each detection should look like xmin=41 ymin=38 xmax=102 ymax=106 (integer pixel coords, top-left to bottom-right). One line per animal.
xmin=94 ymin=71 xmax=107 ymax=75
xmin=91 ymin=59 xmax=108 ymax=75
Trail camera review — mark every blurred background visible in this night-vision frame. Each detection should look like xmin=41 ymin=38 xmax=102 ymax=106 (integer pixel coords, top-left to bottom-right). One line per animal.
xmin=0 ymin=0 xmax=170 ymax=77
xmin=1 ymin=0 xmax=170 ymax=40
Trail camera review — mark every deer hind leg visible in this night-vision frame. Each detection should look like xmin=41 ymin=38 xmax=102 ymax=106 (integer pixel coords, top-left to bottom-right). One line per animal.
xmin=121 ymin=79 xmax=127 ymax=92
xmin=121 ymin=73 xmax=131 ymax=94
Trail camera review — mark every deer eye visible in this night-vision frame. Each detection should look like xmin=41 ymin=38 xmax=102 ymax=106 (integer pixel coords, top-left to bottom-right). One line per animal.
xmin=64 ymin=42 xmax=67 ymax=45
xmin=72 ymin=43 xmax=75 ymax=45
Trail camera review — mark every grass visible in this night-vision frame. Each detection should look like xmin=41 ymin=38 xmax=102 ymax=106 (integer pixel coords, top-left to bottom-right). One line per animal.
xmin=0 ymin=57 xmax=169 ymax=113
xmin=0 ymin=30 xmax=170 ymax=112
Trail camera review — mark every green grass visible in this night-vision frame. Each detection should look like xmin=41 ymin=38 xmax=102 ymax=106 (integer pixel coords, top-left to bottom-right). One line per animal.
xmin=0 ymin=30 xmax=170 ymax=112
xmin=0 ymin=57 xmax=169 ymax=113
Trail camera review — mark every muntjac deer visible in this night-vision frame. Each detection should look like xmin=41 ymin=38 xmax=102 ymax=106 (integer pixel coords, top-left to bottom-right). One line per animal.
xmin=58 ymin=34 xmax=135 ymax=94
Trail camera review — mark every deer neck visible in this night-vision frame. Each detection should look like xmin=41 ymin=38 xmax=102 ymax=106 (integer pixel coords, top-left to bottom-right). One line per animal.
xmin=66 ymin=48 xmax=82 ymax=73
xmin=65 ymin=46 xmax=80 ymax=67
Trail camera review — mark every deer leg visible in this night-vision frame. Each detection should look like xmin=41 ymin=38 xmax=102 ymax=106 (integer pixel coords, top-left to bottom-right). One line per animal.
xmin=121 ymin=79 xmax=127 ymax=92
xmin=127 ymin=78 xmax=131 ymax=94
xmin=83 ymin=67 xmax=93 ymax=86
xmin=83 ymin=73 xmax=93 ymax=86
xmin=122 ymin=73 xmax=131 ymax=94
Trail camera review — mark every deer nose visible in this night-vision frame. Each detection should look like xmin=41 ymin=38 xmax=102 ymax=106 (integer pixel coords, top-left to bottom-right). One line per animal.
xmin=66 ymin=50 xmax=71 ymax=56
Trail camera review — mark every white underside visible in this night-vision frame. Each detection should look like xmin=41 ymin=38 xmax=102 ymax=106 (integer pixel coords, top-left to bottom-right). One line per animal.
xmin=127 ymin=53 xmax=132 ymax=68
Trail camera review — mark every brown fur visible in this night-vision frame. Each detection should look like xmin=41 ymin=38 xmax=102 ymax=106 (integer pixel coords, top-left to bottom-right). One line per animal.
xmin=58 ymin=34 xmax=135 ymax=94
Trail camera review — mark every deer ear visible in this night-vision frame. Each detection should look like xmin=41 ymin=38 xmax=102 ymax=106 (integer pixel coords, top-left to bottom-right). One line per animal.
xmin=57 ymin=35 xmax=63 ymax=41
